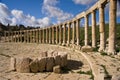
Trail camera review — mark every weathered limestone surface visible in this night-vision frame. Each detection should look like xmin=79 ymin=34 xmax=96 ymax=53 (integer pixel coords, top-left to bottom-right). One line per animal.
xmin=29 ymin=59 xmax=39 ymax=73
xmin=112 ymin=74 xmax=120 ymax=80
xmin=40 ymin=51 xmax=47 ymax=57
xmin=10 ymin=57 xmax=16 ymax=71
xmin=84 ymin=14 xmax=89 ymax=46
xmin=91 ymin=10 xmax=96 ymax=48
xmin=108 ymin=0 xmax=117 ymax=55
xmin=46 ymin=57 xmax=54 ymax=71
xmin=38 ymin=57 xmax=47 ymax=72
xmin=99 ymin=5 xmax=105 ymax=52
xmin=11 ymin=51 xmax=67 ymax=73
xmin=54 ymin=55 xmax=61 ymax=66
xmin=58 ymin=52 xmax=67 ymax=67
xmin=53 ymin=65 xmax=61 ymax=73
xmin=81 ymin=46 xmax=93 ymax=52
xmin=16 ymin=57 xmax=31 ymax=73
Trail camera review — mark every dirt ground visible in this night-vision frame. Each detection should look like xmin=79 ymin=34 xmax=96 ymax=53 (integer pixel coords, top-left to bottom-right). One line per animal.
xmin=0 ymin=43 xmax=120 ymax=80
xmin=0 ymin=43 xmax=91 ymax=80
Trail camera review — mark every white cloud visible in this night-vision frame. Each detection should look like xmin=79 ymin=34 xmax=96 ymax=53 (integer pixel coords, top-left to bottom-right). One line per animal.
xmin=117 ymin=1 xmax=120 ymax=17
xmin=72 ymin=0 xmax=97 ymax=5
xmin=0 ymin=2 xmax=51 ymax=27
xmin=42 ymin=0 xmax=73 ymax=23
xmin=0 ymin=3 xmax=12 ymax=24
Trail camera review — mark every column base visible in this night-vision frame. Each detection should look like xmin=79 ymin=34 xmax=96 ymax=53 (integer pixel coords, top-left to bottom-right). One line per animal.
xmin=62 ymin=42 xmax=66 ymax=46
xmin=81 ymin=45 xmax=93 ymax=52
xmin=98 ymin=48 xmax=105 ymax=53
xmin=107 ymin=49 xmax=116 ymax=55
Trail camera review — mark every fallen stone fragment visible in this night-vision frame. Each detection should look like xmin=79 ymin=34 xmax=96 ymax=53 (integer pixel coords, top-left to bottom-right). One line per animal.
xmin=53 ymin=65 xmax=61 ymax=73
xmin=46 ymin=57 xmax=54 ymax=71
xmin=81 ymin=46 xmax=93 ymax=52
xmin=112 ymin=74 xmax=120 ymax=80
xmin=16 ymin=57 xmax=31 ymax=73
xmin=29 ymin=59 xmax=39 ymax=73
xmin=10 ymin=57 xmax=16 ymax=71
xmin=54 ymin=55 xmax=61 ymax=66
xmin=38 ymin=57 xmax=47 ymax=72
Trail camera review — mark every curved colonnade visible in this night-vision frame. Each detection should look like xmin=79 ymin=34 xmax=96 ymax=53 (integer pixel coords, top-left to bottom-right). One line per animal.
xmin=4 ymin=0 xmax=117 ymax=55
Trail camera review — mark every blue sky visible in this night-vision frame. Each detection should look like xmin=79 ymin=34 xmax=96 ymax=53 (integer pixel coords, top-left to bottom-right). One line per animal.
xmin=0 ymin=0 xmax=120 ymax=27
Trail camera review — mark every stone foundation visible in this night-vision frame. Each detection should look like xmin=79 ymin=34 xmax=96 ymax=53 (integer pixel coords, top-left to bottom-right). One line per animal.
xmin=10 ymin=51 xmax=67 ymax=73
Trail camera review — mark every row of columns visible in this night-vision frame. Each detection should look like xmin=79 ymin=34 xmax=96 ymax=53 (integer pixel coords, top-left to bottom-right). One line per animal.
xmin=3 ymin=0 xmax=117 ymax=54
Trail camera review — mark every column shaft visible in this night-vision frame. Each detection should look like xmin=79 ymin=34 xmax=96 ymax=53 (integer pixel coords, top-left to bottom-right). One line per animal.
xmin=63 ymin=24 xmax=66 ymax=45
xmin=72 ymin=21 xmax=75 ymax=44
xmin=108 ymin=0 xmax=117 ymax=54
xmin=43 ymin=29 xmax=45 ymax=43
xmin=59 ymin=25 xmax=62 ymax=44
xmin=67 ymin=22 xmax=71 ymax=44
xmin=76 ymin=19 xmax=80 ymax=45
xmin=99 ymin=6 xmax=105 ymax=52
xmin=20 ymin=31 xmax=22 ymax=42
xmin=52 ymin=27 xmax=55 ymax=44
xmin=85 ymin=15 xmax=89 ymax=46
xmin=49 ymin=28 xmax=52 ymax=44
xmin=92 ymin=11 xmax=97 ymax=48
xmin=46 ymin=28 xmax=48 ymax=43
xmin=56 ymin=26 xmax=58 ymax=44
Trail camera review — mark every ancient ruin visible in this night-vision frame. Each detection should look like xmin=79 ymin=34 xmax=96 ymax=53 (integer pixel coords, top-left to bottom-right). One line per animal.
xmin=3 ymin=0 xmax=117 ymax=55
xmin=10 ymin=51 xmax=67 ymax=73
xmin=0 ymin=0 xmax=120 ymax=80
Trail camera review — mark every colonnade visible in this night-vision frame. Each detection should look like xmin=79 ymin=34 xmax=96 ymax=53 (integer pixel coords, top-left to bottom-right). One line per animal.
xmin=4 ymin=0 xmax=117 ymax=54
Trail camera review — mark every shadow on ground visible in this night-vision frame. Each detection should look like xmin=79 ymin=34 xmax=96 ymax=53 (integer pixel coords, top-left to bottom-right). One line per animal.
xmin=61 ymin=60 xmax=83 ymax=73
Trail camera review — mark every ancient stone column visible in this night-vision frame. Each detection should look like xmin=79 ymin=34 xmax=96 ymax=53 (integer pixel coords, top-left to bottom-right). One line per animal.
xmin=36 ymin=29 xmax=39 ymax=43
xmin=67 ymin=22 xmax=71 ymax=44
xmin=4 ymin=31 xmax=7 ymax=42
xmin=72 ymin=21 xmax=75 ymax=44
xmin=59 ymin=25 xmax=62 ymax=45
xmin=27 ymin=30 xmax=29 ymax=43
xmin=20 ymin=31 xmax=23 ymax=42
xmin=99 ymin=5 xmax=105 ymax=52
xmin=24 ymin=30 xmax=26 ymax=43
xmin=49 ymin=28 xmax=52 ymax=44
xmin=92 ymin=10 xmax=97 ymax=48
xmin=52 ymin=26 xmax=55 ymax=44
xmin=42 ymin=29 xmax=45 ymax=43
xmin=30 ymin=30 xmax=32 ymax=43
xmin=46 ymin=28 xmax=48 ymax=43
xmin=84 ymin=15 xmax=89 ymax=46
xmin=108 ymin=0 xmax=117 ymax=54
xmin=10 ymin=31 xmax=13 ymax=42
xmin=7 ymin=31 xmax=10 ymax=42
xmin=63 ymin=24 xmax=66 ymax=45
xmin=38 ymin=29 xmax=41 ymax=43
xmin=76 ymin=19 xmax=80 ymax=46
xmin=14 ymin=31 xmax=16 ymax=42
xmin=56 ymin=26 xmax=58 ymax=44
xmin=18 ymin=31 xmax=20 ymax=42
